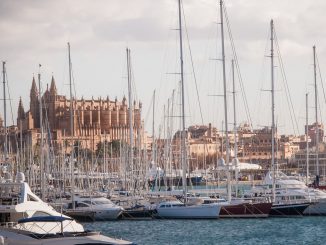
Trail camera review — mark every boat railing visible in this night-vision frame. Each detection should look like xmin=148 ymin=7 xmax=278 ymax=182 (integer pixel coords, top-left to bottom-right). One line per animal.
xmin=0 ymin=183 xmax=22 ymax=206
xmin=0 ymin=222 xmax=17 ymax=228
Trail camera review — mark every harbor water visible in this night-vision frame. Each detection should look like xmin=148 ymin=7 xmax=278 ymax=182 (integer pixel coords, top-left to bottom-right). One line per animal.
xmin=84 ymin=217 xmax=326 ymax=245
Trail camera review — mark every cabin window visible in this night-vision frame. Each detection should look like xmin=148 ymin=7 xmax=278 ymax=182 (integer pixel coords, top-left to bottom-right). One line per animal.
xmin=95 ymin=200 xmax=111 ymax=205
xmin=77 ymin=203 xmax=89 ymax=208
xmin=83 ymin=200 xmax=97 ymax=205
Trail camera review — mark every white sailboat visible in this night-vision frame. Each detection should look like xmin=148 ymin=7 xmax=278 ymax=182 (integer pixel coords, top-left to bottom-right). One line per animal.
xmin=155 ymin=0 xmax=221 ymax=219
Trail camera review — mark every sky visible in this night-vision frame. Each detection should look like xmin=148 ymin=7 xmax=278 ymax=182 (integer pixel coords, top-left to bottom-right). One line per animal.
xmin=1 ymin=0 xmax=326 ymax=136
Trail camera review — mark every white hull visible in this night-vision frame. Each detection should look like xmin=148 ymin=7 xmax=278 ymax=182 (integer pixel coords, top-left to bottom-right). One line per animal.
xmin=156 ymin=204 xmax=221 ymax=219
xmin=93 ymin=208 xmax=123 ymax=220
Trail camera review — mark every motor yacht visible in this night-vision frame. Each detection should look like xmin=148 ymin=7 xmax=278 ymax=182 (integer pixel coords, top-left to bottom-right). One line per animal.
xmin=0 ymin=172 xmax=134 ymax=244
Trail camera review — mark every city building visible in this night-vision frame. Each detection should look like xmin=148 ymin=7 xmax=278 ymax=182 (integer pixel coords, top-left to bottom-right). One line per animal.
xmin=15 ymin=76 xmax=143 ymax=153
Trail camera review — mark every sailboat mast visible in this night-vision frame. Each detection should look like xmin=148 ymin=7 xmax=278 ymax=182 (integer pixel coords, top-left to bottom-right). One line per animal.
xmin=37 ymin=64 xmax=45 ymax=200
xmin=306 ymin=93 xmax=309 ymax=184
xmin=2 ymin=62 xmax=7 ymax=163
xmin=126 ymin=47 xmax=134 ymax=192
xmin=313 ymin=45 xmax=319 ymax=184
xmin=152 ymin=90 xmax=156 ymax=163
xmin=68 ymin=42 xmax=75 ymax=209
xmin=178 ymin=0 xmax=187 ymax=197
xmin=219 ymin=0 xmax=231 ymax=202
xmin=270 ymin=19 xmax=276 ymax=202
xmin=232 ymin=59 xmax=239 ymax=197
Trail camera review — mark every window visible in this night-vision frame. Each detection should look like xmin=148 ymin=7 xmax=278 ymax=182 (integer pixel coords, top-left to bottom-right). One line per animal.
xmin=77 ymin=203 xmax=90 ymax=208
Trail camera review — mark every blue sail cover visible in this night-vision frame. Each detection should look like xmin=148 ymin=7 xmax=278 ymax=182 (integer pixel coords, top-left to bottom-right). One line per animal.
xmin=18 ymin=216 xmax=73 ymax=224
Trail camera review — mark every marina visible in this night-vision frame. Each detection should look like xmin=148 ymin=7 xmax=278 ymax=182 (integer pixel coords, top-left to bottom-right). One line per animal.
xmin=1 ymin=0 xmax=326 ymax=244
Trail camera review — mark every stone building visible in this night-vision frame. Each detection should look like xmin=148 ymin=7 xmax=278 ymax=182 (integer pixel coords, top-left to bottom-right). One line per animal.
xmin=16 ymin=76 xmax=143 ymax=153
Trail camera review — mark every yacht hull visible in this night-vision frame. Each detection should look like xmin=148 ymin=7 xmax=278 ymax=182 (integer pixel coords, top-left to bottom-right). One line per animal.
xmin=219 ymin=202 xmax=272 ymax=218
xmin=270 ymin=203 xmax=310 ymax=216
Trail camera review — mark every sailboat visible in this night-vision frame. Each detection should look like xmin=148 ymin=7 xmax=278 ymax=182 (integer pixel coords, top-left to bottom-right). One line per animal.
xmin=211 ymin=0 xmax=272 ymax=218
xmin=308 ymin=46 xmax=326 ymax=190
xmin=119 ymin=48 xmax=157 ymax=219
xmin=155 ymin=0 xmax=221 ymax=219
xmin=249 ymin=20 xmax=311 ymax=216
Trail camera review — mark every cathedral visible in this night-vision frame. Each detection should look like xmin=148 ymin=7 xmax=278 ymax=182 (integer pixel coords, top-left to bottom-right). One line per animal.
xmin=17 ymin=76 xmax=143 ymax=152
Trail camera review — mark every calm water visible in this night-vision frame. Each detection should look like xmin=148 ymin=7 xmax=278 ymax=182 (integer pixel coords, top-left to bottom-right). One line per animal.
xmin=83 ymin=217 xmax=326 ymax=245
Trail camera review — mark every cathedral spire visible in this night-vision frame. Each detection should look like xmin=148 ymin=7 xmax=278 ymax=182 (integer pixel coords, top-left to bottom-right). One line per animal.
xmin=30 ymin=76 xmax=38 ymax=98
xmin=50 ymin=75 xmax=57 ymax=95
xmin=17 ymin=97 xmax=25 ymax=119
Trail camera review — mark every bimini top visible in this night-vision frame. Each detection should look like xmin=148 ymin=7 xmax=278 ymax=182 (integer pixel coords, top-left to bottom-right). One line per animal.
xmin=18 ymin=216 xmax=73 ymax=224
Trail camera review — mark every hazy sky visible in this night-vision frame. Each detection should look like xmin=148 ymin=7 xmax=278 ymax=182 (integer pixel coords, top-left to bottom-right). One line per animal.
xmin=1 ymin=0 xmax=326 ymax=136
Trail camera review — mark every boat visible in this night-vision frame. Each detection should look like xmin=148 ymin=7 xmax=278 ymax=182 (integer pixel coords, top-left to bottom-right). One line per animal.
xmin=263 ymin=20 xmax=311 ymax=216
xmin=246 ymin=170 xmax=326 ymax=215
xmin=63 ymin=194 xmax=124 ymax=221
xmin=0 ymin=215 xmax=134 ymax=245
xmin=209 ymin=0 xmax=272 ymax=218
xmin=0 ymin=172 xmax=134 ymax=244
xmin=155 ymin=200 xmax=221 ymax=219
xmin=154 ymin=0 xmax=221 ymax=219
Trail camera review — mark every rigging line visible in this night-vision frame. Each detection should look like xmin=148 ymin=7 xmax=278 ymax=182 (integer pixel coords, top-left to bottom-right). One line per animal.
xmin=274 ymin=30 xmax=299 ymax=135
xmin=315 ymin=52 xmax=326 ymax=105
xmin=71 ymin=62 xmax=83 ymax=141
xmin=144 ymin=92 xmax=154 ymax=129
xmin=318 ymin=90 xmax=324 ymax=128
xmin=256 ymin=29 xmax=270 ymax=129
xmin=129 ymin=54 xmax=139 ymax=104
xmin=4 ymin=69 xmax=19 ymax=154
xmin=181 ymin=2 xmax=204 ymax=124
xmin=223 ymin=3 xmax=253 ymax=129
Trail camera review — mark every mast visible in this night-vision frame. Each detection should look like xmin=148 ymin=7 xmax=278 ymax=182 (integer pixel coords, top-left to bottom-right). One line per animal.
xmin=232 ymin=59 xmax=239 ymax=197
xmin=306 ymin=93 xmax=309 ymax=184
xmin=2 ymin=62 xmax=7 ymax=163
xmin=313 ymin=45 xmax=319 ymax=186
xmin=219 ymin=0 xmax=231 ymax=202
xmin=68 ymin=42 xmax=75 ymax=209
xmin=126 ymin=47 xmax=134 ymax=192
xmin=178 ymin=0 xmax=187 ymax=198
xmin=37 ymin=64 xmax=45 ymax=199
xmin=152 ymin=90 xmax=156 ymax=164
xmin=270 ymin=19 xmax=276 ymax=202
